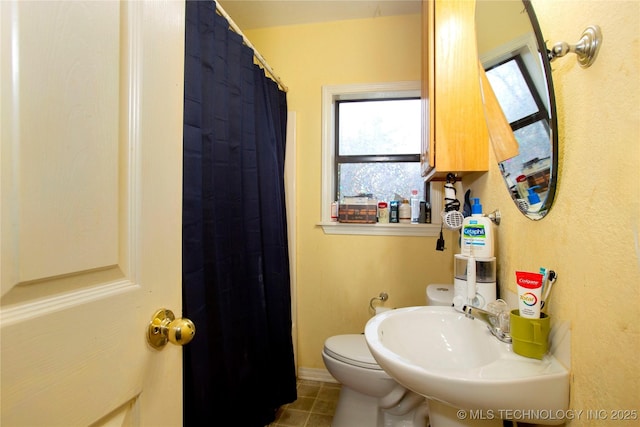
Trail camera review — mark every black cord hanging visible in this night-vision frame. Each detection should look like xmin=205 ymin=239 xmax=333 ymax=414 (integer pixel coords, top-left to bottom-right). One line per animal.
xmin=444 ymin=173 xmax=460 ymax=213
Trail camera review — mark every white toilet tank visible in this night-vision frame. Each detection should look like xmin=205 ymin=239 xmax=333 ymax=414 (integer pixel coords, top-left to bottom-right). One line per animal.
xmin=426 ymin=284 xmax=453 ymax=306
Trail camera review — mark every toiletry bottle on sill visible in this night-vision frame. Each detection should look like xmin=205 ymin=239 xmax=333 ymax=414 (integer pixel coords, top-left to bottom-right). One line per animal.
xmin=377 ymin=201 xmax=389 ymax=223
xmin=399 ymin=199 xmax=411 ymax=223
xmin=410 ymin=189 xmax=421 ymax=224
xmin=389 ymin=200 xmax=399 ymax=223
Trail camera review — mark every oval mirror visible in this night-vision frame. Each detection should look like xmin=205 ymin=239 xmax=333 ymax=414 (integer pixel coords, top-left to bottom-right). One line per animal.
xmin=475 ymin=0 xmax=558 ymax=220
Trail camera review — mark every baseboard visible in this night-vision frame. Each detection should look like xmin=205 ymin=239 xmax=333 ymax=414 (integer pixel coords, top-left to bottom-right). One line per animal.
xmin=297 ymin=367 xmax=338 ymax=384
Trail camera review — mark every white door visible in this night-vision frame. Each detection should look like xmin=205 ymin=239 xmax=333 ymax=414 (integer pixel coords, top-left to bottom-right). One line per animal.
xmin=1 ymin=1 xmax=186 ymax=426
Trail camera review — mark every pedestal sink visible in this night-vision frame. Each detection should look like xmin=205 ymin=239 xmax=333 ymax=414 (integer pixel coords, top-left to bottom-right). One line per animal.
xmin=364 ymin=306 xmax=570 ymax=427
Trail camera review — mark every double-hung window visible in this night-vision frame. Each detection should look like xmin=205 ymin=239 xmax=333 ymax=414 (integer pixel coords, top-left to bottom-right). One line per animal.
xmin=485 ymin=55 xmax=551 ymax=183
xmin=320 ymin=82 xmax=441 ymax=236
xmin=480 ymin=32 xmax=552 ymax=193
xmin=335 ymin=98 xmax=424 ymax=202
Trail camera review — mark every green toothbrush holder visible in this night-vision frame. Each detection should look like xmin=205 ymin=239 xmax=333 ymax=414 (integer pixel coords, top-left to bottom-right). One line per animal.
xmin=510 ymin=309 xmax=550 ymax=359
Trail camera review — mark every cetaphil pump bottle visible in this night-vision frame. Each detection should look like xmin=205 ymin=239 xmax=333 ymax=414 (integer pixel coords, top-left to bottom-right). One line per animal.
xmin=461 ymin=198 xmax=494 ymax=258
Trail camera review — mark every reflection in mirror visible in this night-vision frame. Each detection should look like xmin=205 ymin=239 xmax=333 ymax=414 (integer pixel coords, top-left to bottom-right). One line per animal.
xmin=476 ymin=0 xmax=558 ymax=220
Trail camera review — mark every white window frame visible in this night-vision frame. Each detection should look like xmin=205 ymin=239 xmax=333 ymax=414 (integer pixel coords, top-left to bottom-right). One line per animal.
xmin=479 ymin=33 xmax=550 ymax=116
xmin=319 ymin=81 xmax=442 ymax=236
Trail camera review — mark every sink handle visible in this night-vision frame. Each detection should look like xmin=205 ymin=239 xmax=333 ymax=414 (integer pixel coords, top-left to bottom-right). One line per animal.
xmin=486 ymin=299 xmax=511 ymax=334
xmin=462 ymin=303 xmax=512 ymax=344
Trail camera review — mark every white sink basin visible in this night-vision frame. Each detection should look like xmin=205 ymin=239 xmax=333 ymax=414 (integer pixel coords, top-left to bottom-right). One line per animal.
xmin=364 ymin=306 xmax=570 ymax=426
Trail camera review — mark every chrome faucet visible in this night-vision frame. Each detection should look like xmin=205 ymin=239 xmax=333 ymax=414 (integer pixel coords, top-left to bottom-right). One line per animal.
xmin=462 ymin=305 xmax=512 ymax=343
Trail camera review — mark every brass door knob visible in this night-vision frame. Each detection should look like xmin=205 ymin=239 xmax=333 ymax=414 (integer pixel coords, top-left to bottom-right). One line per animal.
xmin=148 ymin=309 xmax=195 ymax=349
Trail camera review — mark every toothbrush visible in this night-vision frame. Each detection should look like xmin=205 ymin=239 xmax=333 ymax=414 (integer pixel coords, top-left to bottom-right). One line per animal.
xmin=541 ymin=270 xmax=557 ymax=311
xmin=539 ymin=267 xmax=548 ymax=295
xmin=467 ymin=253 xmax=476 ymax=304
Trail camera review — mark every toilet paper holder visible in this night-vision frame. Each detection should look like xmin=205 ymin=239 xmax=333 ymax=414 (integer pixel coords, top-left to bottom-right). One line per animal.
xmin=369 ymin=292 xmax=389 ymax=312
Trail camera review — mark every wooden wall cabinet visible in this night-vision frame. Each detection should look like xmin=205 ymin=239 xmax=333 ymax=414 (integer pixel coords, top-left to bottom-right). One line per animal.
xmin=421 ymin=0 xmax=490 ymax=181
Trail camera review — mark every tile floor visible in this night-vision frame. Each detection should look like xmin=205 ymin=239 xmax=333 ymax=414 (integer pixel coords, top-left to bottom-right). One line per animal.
xmin=266 ymin=379 xmax=341 ymax=427
xmin=264 ymin=381 xmax=525 ymax=427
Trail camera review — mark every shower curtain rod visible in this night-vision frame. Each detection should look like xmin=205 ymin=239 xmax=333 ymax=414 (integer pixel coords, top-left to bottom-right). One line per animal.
xmin=215 ymin=1 xmax=289 ymax=92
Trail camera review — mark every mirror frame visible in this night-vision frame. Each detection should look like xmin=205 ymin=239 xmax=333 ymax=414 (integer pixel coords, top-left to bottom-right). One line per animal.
xmin=526 ymin=0 xmax=558 ymax=220
xmin=478 ymin=0 xmax=558 ymax=220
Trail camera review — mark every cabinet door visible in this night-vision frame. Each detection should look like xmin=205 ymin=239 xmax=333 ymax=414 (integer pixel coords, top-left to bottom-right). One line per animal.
xmin=421 ymin=0 xmax=489 ymax=180
xmin=478 ymin=62 xmax=520 ymax=163
xmin=421 ymin=0 xmax=436 ymax=177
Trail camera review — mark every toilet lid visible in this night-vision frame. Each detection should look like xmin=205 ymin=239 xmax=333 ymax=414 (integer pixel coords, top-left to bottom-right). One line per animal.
xmin=323 ymin=334 xmax=383 ymax=370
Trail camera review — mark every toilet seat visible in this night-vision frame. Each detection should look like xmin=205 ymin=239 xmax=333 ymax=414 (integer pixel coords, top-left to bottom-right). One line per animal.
xmin=323 ymin=334 xmax=383 ymax=370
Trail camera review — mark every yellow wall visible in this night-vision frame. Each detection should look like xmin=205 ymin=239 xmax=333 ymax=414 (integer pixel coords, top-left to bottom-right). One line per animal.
xmin=247 ymin=1 xmax=640 ymax=424
xmin=469 ymin=0 xmax=639 ymax=422
xmin=246 ymin=14 xmax=456 ymax=372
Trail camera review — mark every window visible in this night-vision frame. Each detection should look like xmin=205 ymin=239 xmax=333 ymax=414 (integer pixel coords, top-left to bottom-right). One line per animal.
xmin=485 ymin=56 xmax=551 ymax=182
xmin=320 ymin=82 xmax=441 ymax=236
xmin=479 ymin=32 xmax=553 ymax=193
xmin=335 ymin=98 xmax=424 ymax=202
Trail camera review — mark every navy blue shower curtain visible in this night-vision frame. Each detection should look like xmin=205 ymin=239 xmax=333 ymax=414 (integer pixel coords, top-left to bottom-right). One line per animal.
xmin=182 ymin=1 xmax=296 ymax=425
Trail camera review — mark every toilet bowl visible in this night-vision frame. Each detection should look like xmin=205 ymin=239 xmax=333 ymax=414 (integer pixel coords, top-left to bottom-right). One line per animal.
xmin=321 ymin=284 xmax=453 ymax=427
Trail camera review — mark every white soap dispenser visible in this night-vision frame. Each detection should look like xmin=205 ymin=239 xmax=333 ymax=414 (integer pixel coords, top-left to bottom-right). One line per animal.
xmin=461 ymin=198 xmax=494 ymax=258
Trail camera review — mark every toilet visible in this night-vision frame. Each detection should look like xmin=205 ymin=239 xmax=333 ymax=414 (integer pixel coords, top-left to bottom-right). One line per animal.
xmin=322 ymin=284 xmax=453 ymax=427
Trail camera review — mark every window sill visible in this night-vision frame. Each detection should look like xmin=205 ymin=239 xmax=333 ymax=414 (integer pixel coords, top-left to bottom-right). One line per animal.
xmin=318 ymin=221 xmax=441 ymax=237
